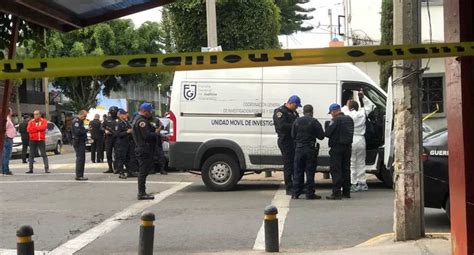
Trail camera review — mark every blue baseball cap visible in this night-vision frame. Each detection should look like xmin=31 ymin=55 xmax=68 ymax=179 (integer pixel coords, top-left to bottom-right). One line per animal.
xmin=328 ymin=103 xmax=341 ymax=114
xmin=139 ymin=102 xmax=154 ymax=111
xmin=288 ymin=95 xmax=302 ymax=108
xmin=117 ymin=108 xmax=127 ymax=114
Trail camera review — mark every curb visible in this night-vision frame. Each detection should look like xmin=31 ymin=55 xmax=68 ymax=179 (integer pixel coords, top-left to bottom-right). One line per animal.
xmin=356 ymin=232 xmax=451 ymax=247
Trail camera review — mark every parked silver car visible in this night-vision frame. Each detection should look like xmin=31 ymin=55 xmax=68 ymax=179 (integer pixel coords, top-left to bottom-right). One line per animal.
xmin=11 ymin=122 xmax=63 ymax=156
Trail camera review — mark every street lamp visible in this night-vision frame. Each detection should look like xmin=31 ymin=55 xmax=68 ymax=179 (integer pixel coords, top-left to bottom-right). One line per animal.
xmin=157 ymin=83 xmax=162 ymax=116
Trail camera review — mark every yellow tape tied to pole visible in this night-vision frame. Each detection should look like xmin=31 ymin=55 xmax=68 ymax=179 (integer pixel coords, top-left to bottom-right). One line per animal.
xmin=1 ymin=42 xmax=473 ymax=80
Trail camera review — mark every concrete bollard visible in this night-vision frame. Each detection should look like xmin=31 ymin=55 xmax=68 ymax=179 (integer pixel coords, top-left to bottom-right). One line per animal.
xmin=139 ymin=211 xmax=155 ymax=255
xmin=264 ymin=205 xmax=279 ymax=252
xmin=16 ymin=225 xmax=34 ymax=255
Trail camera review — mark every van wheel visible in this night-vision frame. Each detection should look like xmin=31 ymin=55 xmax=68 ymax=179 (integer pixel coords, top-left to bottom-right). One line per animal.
xmin=54 ymin=141 xmax=62 ymax=155
xmin=201 ymin=154 xmax=240 ymax=191
xmin=380 ymin=164 xmax=394 ymax=189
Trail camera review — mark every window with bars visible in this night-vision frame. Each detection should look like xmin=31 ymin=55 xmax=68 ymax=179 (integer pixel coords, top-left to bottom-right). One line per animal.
xmin=422 ymin=76 xmax=444 ymax=114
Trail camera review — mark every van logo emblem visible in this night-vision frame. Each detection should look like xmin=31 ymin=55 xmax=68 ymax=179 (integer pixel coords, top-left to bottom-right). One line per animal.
xmin=184 ymin=84 xmax=197 ymax=101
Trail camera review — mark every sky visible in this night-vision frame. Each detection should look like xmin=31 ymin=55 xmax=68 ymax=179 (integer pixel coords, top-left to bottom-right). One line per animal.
xmin=123 ymin=0 xmax=345 ymax=49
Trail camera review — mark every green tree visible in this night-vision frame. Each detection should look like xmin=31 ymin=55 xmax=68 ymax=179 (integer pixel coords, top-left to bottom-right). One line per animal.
xmin=45 ymin=20 xmax=171 ymax=112
xmin=379 ymin=0 xmax=393 ymax=91
xmin=164 ymin=0 xmax=281 ymax=52
xmin=0 ymin=12 xmax=46 ymax=58
xmin=275 ymin=0 xmax=315 ymax=35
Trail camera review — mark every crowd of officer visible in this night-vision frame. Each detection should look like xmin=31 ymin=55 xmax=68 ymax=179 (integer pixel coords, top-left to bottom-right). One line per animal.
xmin=72 ymin=103 xmax=168 ymax=200
xmin=274 ymin=95 xmax=367 ymax=200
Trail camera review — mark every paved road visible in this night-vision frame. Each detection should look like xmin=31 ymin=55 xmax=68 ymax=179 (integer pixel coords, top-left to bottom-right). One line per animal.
xmin=0 ymin=148 xmax=450 ymax=254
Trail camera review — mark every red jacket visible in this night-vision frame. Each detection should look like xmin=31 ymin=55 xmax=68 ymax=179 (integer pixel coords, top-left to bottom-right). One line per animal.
xmin=27 ymin=118 xmax=48 ymax=141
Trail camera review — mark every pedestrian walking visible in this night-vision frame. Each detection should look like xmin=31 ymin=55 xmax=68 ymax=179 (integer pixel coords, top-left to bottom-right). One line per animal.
xmin=18 ymin=114 xmax=31 ymax=164
xmin=103 ymin=106 xmax=119 ymax=173
xmin=273 ymin=95 xmax=301 ymax=195
xmin=72 ymin=110 xmax=89 ymax=181
xmin=132 ymin=103 xmax=158 ymax=200
xmin=325 ymin=103 xmax=354 ymax=200
xmin=291 ymin=104 xmax=325 ymax=200
xmin=153 ymin=117 xmax=168 ymax=175
xmin=2 ymin=108 xmax=15 ymax=175
xmin=89 ymin=114 xmax=104 ymax=163
xmin=116 ymin=109 xmax=138 ymax=179
xmin=26 ymin=110 xmax=49 ymax=174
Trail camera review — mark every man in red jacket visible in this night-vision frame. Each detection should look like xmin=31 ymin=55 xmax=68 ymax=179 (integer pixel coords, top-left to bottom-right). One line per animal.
xmin=26 ymin=110 xmax=50 ymax=173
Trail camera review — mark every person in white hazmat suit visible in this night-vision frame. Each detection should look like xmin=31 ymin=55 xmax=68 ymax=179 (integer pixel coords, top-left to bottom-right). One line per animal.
xmin=342 ymin=100 xmax=368 ymax=192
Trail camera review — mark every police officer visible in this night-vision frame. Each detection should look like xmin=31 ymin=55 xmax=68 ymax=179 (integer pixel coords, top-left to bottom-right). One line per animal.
xmin=325 ymin=103 xmax=354 ymax=200
xmin=132 ymin=103 xmax=159 ymax=200
xmin=103 ymin=106 xmax=119 ymax=173
xmin=153 ymin=117 xmax=168 ymax=175
xmin=72 ymin=110 xmax=89 ymax=181
xmin=273 ymin=95 xmax=301 ymax=195
xmin=89 ymin=114 xmax=104 ymax=163
xmin=291 ymin=104 xmax=325 ymax=200
xmin=116 ymin=109 xmax=137 ymax=179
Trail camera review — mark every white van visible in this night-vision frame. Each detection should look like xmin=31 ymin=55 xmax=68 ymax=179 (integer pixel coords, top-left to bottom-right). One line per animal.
xmin=168 ymin=63 xmax=390 ymax=191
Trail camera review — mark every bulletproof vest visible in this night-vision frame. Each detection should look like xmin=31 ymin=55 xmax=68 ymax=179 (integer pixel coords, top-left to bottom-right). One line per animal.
xmin=104 ymin=117 xmax=119 ymax=135
xmin=294 ymin=116 xmax=317 ymax=145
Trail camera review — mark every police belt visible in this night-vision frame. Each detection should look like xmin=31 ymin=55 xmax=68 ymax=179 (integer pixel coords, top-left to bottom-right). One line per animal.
xmin=296 ymin=142 xmax=318 ymax=148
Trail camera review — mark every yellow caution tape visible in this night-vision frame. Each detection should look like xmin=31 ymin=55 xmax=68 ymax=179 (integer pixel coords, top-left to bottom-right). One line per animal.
xmin=1 ymin=42 xmax=473 ymax=80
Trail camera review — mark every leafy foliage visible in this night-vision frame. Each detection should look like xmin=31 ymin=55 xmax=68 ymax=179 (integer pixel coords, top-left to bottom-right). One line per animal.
xmin=275 ymin=0 xmax=315 ymax=35
xmin=164 ymin=0 xmax=281 ymax=52
xmin=379 ymin=0 xmax=393 ymax=91
xmin=45 ymin=20 xmax=172 ymax=112
xmin=0 ymin=12 xmax=46 ymax=59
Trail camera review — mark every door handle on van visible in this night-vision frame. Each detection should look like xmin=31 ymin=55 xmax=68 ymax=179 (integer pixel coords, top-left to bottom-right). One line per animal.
xmin=255 ymin=113 xmax=262 ymax=117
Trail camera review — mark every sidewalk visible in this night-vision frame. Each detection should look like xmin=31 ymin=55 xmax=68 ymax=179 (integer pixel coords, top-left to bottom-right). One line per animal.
xmin=198 ymin=233 xmax=451 ymax=255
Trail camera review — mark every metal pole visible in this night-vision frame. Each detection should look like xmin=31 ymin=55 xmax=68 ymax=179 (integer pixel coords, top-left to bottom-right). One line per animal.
xmin=392 ymin=0 xmax=424 ymax=241
xmin=158 ymin=84 xmax=162 ymax=116
xmin=328 ymin=9 xmax=333 ymax=41
xmin=16 ymin=225 xmax=34 ymax=255
xmin=206 ymin=0 xmax=218 ymax=47
xmin=138 ymin=211 xmax=155 ymax=255
xmin=0 ymin=16 xmax=20 ymax=166
xmin=264 ymin=205 xmax=279 ymax=252
xmin=44 ymin=77 xmax=50 ymax=120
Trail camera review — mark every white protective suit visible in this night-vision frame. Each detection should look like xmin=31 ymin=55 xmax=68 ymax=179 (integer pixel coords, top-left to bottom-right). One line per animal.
xmin=342 ymin=106 xmax=367 ymax=185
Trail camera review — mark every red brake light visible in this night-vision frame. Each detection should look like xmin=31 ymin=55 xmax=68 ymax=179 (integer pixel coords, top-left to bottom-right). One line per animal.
xmin=422 ymin=152 xmax=429 ymax=161
xmin=168 ymin=111 xmax=177 ymax=142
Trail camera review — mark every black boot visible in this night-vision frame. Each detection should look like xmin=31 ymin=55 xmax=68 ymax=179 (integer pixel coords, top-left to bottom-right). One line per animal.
xmin=137 ymin=193 xmax=154 ymax=200
xmin=306 ymin=194 xmax=322 ymax=200
xmin=160 ymin=169 xmax=168 ymax=175
xmin=326 ymin=193 xmax=342 ymax=200
xmin=119 ymin=173 xmax=127 ymax=179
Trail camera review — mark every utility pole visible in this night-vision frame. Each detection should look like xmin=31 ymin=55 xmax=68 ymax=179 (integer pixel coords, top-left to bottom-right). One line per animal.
xmin=44 ymin=77 xmax=50 ymax=120
xmin=392 ymin=0 xmax=424 ymax=241
xmin=328 ymin=9 xmax=333 ymax=41
xmin=206 ymin=0 xmax=218 ymax=48
xmin=157 ymin=84 xmax=162 ymax=116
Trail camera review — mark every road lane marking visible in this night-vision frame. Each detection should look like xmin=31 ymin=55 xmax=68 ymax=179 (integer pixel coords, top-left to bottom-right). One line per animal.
xmin=48 ymin=182 xmax=192 ymax=255
xmin=253 ymin=183 xmax=290 ymax=250
xmin=2 ymin=172 xmax=189 ymax=176
xmin=0 ymin=249 xmax=48 ymax=255
xmin=0 ymin=180 xmax=188 ymax=185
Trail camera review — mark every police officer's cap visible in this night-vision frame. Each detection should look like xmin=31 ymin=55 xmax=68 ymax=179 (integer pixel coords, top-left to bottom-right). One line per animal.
xmin=139 ymin=102 xmax=154 ymax=111
xmin=288 ymin=95 xmax=302 ymax=108
xmin=303 ymin=104 xmax=313 ymax=114
xmin=328 ymin=103 xmax=341 ymax=114
xmin=118 ymin=108 xmax=127 ymax=114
